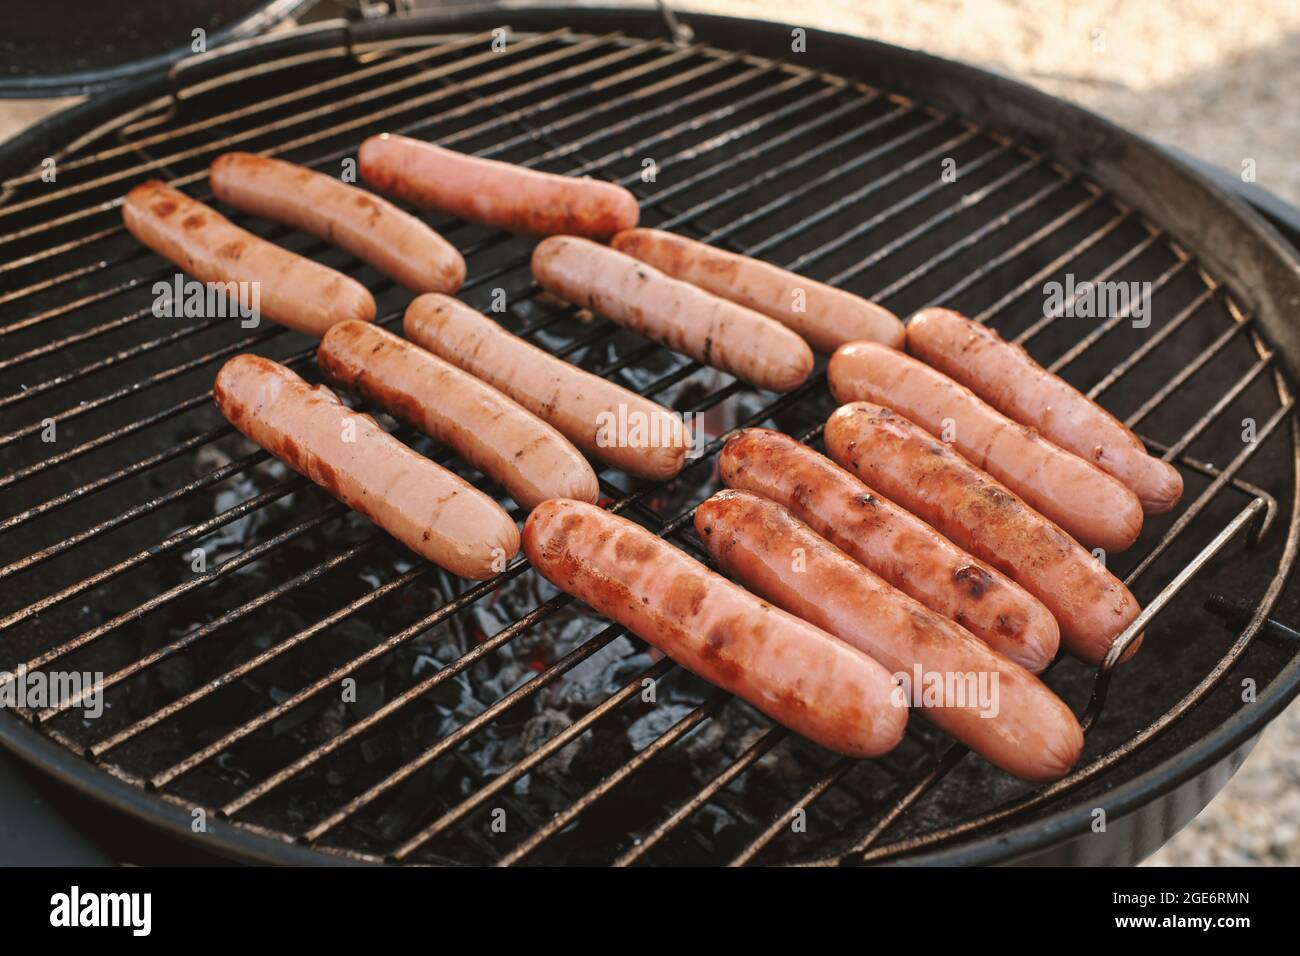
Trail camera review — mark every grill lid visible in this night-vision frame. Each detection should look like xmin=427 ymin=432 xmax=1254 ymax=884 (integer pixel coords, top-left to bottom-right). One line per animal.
xmin=0 ymin=0 xmax=319 ymax=97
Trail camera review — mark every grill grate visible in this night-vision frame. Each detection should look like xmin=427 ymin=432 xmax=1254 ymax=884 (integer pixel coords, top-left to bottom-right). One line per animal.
xmin=0 ymin=24 xmax=1295 ymax=866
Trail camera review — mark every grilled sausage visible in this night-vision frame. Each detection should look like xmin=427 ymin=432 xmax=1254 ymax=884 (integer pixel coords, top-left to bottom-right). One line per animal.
xmin=829 ymin=341 xmax=1143 ymax=553
xmin=523 ymin=499 xmax=907 ymax=757
xmin=214 ymin=354 xmax=518 ymax=578
xmin=404 ymin=294 xmax=688 ymax=481
xmin=906 ymin=307 xmax=1184 ymax=515
xmin=719 ymin=428 xmax=1058 ymax=673
xmin=611 ymin=228 xmax=905 ymax=353
xmin=123 ymin=180 xmax=375 ymax=337
xmin=531 ymin=236 xmax=814 ymax=392
xmin=358 ymin=133 xmax=639 ymax=238
xmin=317 ymin=321 xmax=598 ymax=510
xmin=209 ymin=152 xmax=465 ymax=294
xmin=825 ymin=403 xmax=1142 ymax=665
xmin=695 ymin=491 xmax=1083 ymax=780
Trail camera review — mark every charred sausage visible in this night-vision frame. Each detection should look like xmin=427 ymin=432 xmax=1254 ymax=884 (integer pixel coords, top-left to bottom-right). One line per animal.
xmin=358 ymin=133 xmax=639 ymax=238
xmin=719 ymin=428 xmax=1059 ymax=673
xmin=829 ymin=341 xmax=1143 ymax=553
xmin=906 ymin=307 xmax=1184 ymax=515
xmin=825 ymin=403 xmax=1142 ymax=665
xmin=317 ymin=321 xmax=598 ymax=510
xmin=531 ymin=236 xmax=814 ymax=392
xmin=523 ymin=499 xmax=908 ymax=757
xmin=695 ymin=490 xmax=1084 ymax=781
xmin=404 ymin=294 xmax=688 ymax=481
xmin=209 ymin=152 xmax=465 ymax=294
xmin=214 ymin=354 xmax=518 ymax=578
xmin=611 ymin=228 xmax=904 ymax=352
xmin=123 ymin=180 xmax=375 ymax=337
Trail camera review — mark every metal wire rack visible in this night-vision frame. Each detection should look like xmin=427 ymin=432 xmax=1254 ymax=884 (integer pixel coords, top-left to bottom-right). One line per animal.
xmin=0 ymin=22 xmax=1295 ymax=866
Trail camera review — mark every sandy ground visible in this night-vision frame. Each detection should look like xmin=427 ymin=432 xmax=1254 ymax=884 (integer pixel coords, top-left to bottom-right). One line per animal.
xmin=1 ymin=0 xmax=1296 ymax=865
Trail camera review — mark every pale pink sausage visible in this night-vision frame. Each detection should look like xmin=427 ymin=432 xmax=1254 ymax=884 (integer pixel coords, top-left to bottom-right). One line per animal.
xmin=719 ymin=428 xmax=1059 ymax=673
xmin=829 ymin=341 xmax=1144 ymax=553
xmin=695 ymin=490 xmax=1084 ymax=781
xmin=317 ymin=321 xmax=598 ymax=510
xmin=123 ymin=180 xmax=375 ymax=338
xmin=531 ymin=236 xmax=814 ymax=392
xmin=825 ymin=402 xmax=1142 ymax=665
xmin=358 ymin=133 xmax=639 ymax=238
xmin=210 ymin=152 xmax=465 ymax=294
xmin=611 ymin=228 xmax=904 ymax=352
xmin=214 ymin=354 xmax=518 ymax=579
xmin=404 ymin=294 xmax=688 ymax=481
xmin=906 ymin=307 xmax=1184 ymax=515
xmin=523 ymin=499 xmax=908 ymax=758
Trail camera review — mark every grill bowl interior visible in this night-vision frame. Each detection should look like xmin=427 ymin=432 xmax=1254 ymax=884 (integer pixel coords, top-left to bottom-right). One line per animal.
xmin=1 ymin=6 xmax=1298 ymax=866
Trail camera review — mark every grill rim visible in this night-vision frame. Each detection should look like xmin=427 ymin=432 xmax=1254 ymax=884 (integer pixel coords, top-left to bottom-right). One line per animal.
xmin=2 ymin=4 xmax=1299 ymax=866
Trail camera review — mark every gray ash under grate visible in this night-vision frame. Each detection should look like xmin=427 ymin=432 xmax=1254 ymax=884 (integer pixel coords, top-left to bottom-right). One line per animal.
xmin=0 ymin=15 xmax=1297 ymax=866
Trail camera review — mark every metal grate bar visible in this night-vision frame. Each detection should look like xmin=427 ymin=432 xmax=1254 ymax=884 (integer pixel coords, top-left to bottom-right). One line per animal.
xmin=497 ymin=692 xmax=729 ymax=866
xmin=963 ymin=211 xmax=1137 ymax=323
xmin=612 ymin=725 xmax=787 ymax=866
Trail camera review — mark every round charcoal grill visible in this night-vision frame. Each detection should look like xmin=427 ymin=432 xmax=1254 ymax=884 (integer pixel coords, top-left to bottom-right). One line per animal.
xmin=2 ymin=5 xmax=1299 ymax=867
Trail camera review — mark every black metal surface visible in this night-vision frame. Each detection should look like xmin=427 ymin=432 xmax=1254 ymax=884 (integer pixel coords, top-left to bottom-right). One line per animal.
xmin=1 ymin=0 xmax=319 ymax=97
xmin=1 ymin=5 xmax=1298 ymax=867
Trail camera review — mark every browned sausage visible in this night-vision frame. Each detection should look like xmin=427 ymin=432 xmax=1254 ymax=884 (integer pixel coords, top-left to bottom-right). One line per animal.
xmin=523 ymin=499 xmax=908 ymax=757
xmin=357 ymin=133 xmax=639 ymax=238
xmin=404 ymin=294 xmax=688 ymax=481
xmin=317 ymin=321 xmax=598 ymax=510
xmin=825 ymin=403 xmax=1142 ymax=665
xmin=611 ymin=228 xmax=905 ymax=352
xmin=829 ymin=341 xmax=1143 ymax=553
xmin=695 ymin=491 xmax=1083 ymax=781
xmin=123 ymin=180 xmax=375 ymax=337
xmin=531 ymin=236 xmax=814 ymax=392
xmin=906 ymin=307 xmax=1184 ymax=515
xmin=214 ymin=354 xmax=518 ymax=578
xmin=719 ymin=428 xmax=1059 ymax=673
xmin=209 ymin=152 xmax=465 ymax=294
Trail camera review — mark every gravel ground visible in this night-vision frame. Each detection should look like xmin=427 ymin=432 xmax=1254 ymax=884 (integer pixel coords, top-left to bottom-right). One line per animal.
xmin=1 ymin=0 xmax=1296 ymax=865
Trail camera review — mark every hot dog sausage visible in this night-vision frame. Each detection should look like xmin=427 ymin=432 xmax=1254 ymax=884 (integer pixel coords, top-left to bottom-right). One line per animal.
xmin=358 ymin=133 xmax=639 ymax=239
xmin=695 ymin=491 xmax=1083 ymax=781
xmin=611 ymin=228 xmax=905 ymax=352
xmin=209 ymin=152 xmax=465 ymax=295
xmin=719 ymin=428 xmax=1059 ymax=673
xmin=825 ymin=403 xmax=1142 ymax=665
xmin=403 ymin=294 xmax=688 ymax=481
xmin=906 ymin=307 xmax=1184 ymax=515
xmin=317 ymin=321 xmax=598 ymax=510
xmin=214 ymin=354 xmax=518 ymax=579
xmin=523 ymin=499 xmax=907 ymax=758
xmin=531 ymin=236 xmax=814 ymax=392
xmin=829 ymin=341 xmax=1143 ymax=553
xmin=123 ymin=180 xmax=375 ymax=337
